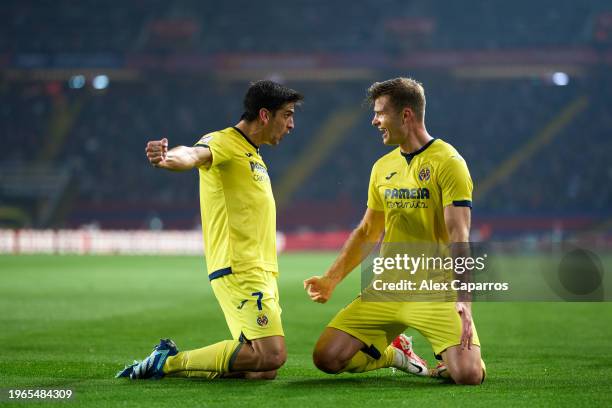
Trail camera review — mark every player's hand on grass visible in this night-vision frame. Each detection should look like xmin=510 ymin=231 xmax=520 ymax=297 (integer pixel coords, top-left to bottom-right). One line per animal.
xmin=304 ymin=276 xmax=336 ymax=303
xmin=455 ymin=301 xmax=473 ymax=350
xmin=146 ymin=138 xmax=169 ymax=168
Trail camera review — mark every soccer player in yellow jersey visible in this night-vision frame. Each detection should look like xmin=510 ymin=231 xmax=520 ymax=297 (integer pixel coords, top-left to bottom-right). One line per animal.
xmin=117 ymin=80 xmax=303 ymax=380
xmin=304 ymin=78 xmax=485 ymax=385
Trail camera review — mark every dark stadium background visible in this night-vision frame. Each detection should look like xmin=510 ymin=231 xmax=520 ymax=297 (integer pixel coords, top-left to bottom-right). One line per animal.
xmin=1 ymin=2 xmax=612 ymax=406
xmin=2 ymin=0 xmax=611 ymax=243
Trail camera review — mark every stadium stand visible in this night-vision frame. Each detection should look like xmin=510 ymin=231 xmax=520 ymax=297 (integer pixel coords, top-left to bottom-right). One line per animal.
xmin=1 ymin=0 xmax=611 ymax=240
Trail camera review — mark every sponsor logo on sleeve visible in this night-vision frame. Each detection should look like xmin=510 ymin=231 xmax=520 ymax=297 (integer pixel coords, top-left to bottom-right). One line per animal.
xmin=198 ymin=134 xmax=214 ymax=145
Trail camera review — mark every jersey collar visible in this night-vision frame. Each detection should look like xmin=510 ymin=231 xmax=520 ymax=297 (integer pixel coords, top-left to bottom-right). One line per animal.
xmin=400 ymin=138 xmax=436 ymax=165
xmin=233 ymin=126 xmax=260 ymax=152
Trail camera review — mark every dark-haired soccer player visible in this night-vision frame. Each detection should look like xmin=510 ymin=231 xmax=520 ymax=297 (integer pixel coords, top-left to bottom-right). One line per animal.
xmin=304 ymin=78 xmax=485 ymax=385
xmin=117 ymin=80 xmax=303 ymax=380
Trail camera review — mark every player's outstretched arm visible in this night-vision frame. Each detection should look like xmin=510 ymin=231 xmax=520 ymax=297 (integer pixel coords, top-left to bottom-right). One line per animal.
xmin=444 ymin=205 xmax=474 ymax=350
xmin=304 ymin=208 xmax=384 ymax=303
xmin=145 ymin=138 xmax=212 ymax=171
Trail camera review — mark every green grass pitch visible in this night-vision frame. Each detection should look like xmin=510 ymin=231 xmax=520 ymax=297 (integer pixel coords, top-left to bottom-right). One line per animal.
xmin=1 ymin=254 xmax=611 ymax=407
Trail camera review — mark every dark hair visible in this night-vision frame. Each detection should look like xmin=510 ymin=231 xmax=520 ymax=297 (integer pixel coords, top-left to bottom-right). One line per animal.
xmin=367 ymin=77 xmax=426 ymax=122
xmin=241 ymin=80 xmax=304 ymax=121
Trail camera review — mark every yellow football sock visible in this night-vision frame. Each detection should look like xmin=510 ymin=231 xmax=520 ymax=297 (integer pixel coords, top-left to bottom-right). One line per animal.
xmin=340 ymin=346 xmax=395 ymax=373
xmin=163 ymin=340 xmax=241 ymax=375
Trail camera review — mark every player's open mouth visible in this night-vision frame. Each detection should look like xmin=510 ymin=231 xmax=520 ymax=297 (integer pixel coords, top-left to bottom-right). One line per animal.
xmin=379 ymin=128 xmax=388 ymax=138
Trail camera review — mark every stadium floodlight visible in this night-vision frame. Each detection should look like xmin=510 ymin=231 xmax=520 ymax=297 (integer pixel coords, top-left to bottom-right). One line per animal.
xmin=68 ymin=75 xmax=85 ymax=89
xmin=92 ymin=75 xmax=110 ymax=90
xmin=551 ymin=72 xmax=569 ymax=86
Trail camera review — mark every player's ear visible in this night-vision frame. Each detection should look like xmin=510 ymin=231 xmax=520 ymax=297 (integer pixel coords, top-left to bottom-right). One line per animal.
xmin=259 ymin=108 xmax=270 ymax=124
xmin=402 ymin=107 xmax=415 ymax=124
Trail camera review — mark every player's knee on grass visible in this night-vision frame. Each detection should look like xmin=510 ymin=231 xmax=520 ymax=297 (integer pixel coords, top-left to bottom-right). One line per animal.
xmin=245 ymin=370 xmax=278 ymax=380
xmin=312 ymin=329 xmax=363 ymax=374
xmin=442 ymin=346 xmax=484 ymax=385
xmin=312 ymin=347 xmax=346 ymax=374
xmin=254 ymin=344 xmax=286 ymax=371
xmin=249 ymin=336 xmax=287 ymax=371
xmin=260 ymin=350 xmax=286 ymax=371
xmin=235 ymin=339 xmax=286 ymax=372
xmin=449 ymin=362 xmax=483 ymax=385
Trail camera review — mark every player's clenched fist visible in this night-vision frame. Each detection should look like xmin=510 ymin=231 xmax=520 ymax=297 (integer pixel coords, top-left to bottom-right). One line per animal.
xmin=145 ymin=138 xmax=168 ymax=167
xmin=304 ymin=276 xmax=336 ymax=303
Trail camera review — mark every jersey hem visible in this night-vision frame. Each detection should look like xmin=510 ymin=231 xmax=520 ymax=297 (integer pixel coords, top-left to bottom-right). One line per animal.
xmin=229 ymin=261 xmax=278 ymax=274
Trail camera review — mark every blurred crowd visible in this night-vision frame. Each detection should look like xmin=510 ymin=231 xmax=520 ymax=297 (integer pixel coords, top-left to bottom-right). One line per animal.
xmin=3 ymin=73 xmax=610 ymax=229
xmin=2 ymin=0 xmax=611 ymax=230
xmin=1 ymin=0 xmax=609 ymax=54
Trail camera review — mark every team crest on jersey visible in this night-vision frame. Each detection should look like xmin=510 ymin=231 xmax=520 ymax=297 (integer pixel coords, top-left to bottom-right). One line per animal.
xmin=256 ymin=314 xmax=269 ymax=327
xmin=418 ymin=165 xmax=431 ymax=182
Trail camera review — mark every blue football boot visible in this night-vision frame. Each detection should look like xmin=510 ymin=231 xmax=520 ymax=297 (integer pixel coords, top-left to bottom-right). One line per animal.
xmin=116 ymin=339 xmax=178 ymax=380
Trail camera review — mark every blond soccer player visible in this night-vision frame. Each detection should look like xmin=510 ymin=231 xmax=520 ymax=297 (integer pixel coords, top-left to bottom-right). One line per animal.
xmin=305 ymin=78 xmax=485 ymax=385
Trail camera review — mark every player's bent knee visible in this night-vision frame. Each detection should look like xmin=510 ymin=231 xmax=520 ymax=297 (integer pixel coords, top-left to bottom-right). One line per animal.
xmin=251 ymin=337 xmax=287 ymax=371
xmin=266 ymin=352 xmax=286 ymax=371
xmin=245 ymin=370 xmax=277 ymax=380
xmin=312 ymin=348 xmax=343 ymax=374
xmin=259 ymin=370 xmax=277 ymax=380
xmin=452 ymin=366 xmax=483 ymax=385
xmin=258 ymin=349 xmax=286 ymax=371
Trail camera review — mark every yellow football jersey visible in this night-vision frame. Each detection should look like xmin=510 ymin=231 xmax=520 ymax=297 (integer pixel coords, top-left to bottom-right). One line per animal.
xmin=195 ymin=127 xmax=278 ymax=279
xmin=367 ymin=138 xmax=473 ymax=245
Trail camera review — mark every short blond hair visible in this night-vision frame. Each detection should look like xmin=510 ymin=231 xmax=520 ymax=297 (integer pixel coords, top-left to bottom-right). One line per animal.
xmin=367 ymin=77 xmax=426 ymax=121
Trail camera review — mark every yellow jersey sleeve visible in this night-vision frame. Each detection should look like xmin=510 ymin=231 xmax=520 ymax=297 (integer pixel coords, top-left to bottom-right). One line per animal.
xmin=367 ymin=164 xmax=385 ymax=211
xmin=195 ymin=133 xmax=231 ymax=168
xmin=438 ymin=155 xmax=473 ymax=208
